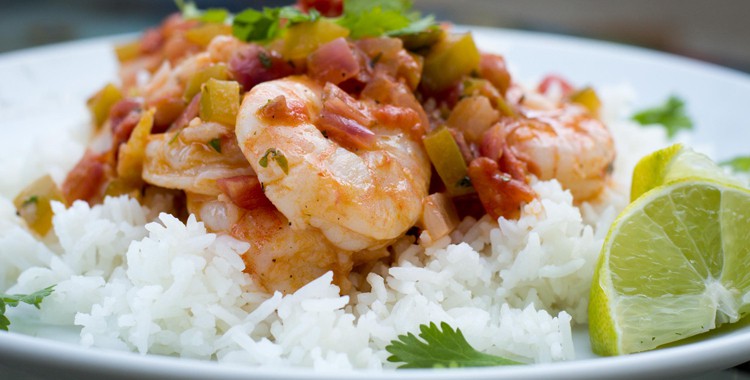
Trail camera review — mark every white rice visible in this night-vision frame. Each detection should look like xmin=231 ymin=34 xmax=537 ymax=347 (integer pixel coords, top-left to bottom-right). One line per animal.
xmin=0 ymin=85 xmax=671 ymax=369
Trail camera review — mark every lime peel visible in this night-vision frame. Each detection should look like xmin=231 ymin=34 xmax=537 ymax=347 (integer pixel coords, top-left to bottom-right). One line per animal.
xmin=590 ymin=146 xmax=750 ymax=355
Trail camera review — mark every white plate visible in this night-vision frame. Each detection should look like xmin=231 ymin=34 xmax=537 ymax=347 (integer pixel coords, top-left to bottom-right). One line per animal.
xmin=1 ymin=27 xmax=750 ymax=379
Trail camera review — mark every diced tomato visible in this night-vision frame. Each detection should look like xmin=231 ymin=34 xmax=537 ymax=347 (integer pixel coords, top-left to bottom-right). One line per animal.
xmin=170 ymin=92 xmax=201 ymax=132
xmin=537 ymin=74 xmax=575 ymax=98
xmin=217 ymin=175 xmax=273 ymax=210
xmin=372 ymin=104 xmax=423 ymax=140
xmin=297 ymin=0 xmax=343 ymax=17
xmin=62 ymin=151 xmax=110 ymax=204
xmin=479 ymin=54 xmax=512 ymax=94
xmin=258 ymin=95 xmax=309 ymax=125
xmin=467 ymin=157 xmax=534 ymax=220
xmin=110 ymin=99 xmax=143 ymax=153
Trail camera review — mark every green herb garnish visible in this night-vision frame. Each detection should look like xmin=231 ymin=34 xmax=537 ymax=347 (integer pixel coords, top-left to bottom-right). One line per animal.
xmin=1 ymin=286 xmax=55 ymax=331
xmin=259 ymin=148 xmax=289 ymax=174
xmin=208 ymin=138 xmax=222 ymax=153
xmin=21 ymin=195 xmax=38 ymax=207
xmin=258 ymin=52 xmax=272 ymax=69
xmin=720 ymin=156 xmax=750 ymax=172
xmin=632 ymin=96 xmax=693 ymax=138
xmin=386 ymin=322 xmax=521 ymax=369
xmin=279 ymin=6 xmax=321 ymax=25
xmin=175 ymin=0 xmax=228 ymax=23
xmin=230 ymin=0 xmax=434 ymax=43
xmin=232 ymin=8 xmax=284 ymax=43
xmin=336 ymin=0 xmax=434 ymax=39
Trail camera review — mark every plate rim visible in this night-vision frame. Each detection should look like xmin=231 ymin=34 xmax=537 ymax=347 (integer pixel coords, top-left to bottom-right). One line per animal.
xmin=1 ymin=26 xmax=749 ymax=379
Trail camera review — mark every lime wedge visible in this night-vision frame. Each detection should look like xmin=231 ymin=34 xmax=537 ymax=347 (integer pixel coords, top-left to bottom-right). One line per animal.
xmin=590 ymin=178 xmax=750 ymax=355
xmin=630 ymin=143 xmax=736 ymax=201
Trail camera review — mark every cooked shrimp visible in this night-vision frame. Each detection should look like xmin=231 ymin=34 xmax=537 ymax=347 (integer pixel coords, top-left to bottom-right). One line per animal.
xmin=235 ymin=75 xmax=431 ymax=252
xmin=500 ymin=98 xmax=615 ymax=201
xmin=187 ymin=192 xmax=355 ymax=294
xmin=143 ymin=118 xmax=254 ymax=195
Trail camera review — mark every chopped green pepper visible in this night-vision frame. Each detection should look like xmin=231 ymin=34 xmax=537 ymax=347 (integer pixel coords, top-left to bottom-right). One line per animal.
xmin=281 ymin=19 xmax=350 ymax=60
xmin=422 ymin=33 xmax=480 ymax=93
xmin=13 ymin=175 xmax=65 ymax=236
xmin=423 ymin=126 xmax=474 ymax=196
xmin=117 ymin=108 xmax=154 ymax=185
xmin=185 ymin=23 xmax=233 ymax=47
xmin=87 ymin=83 xmax=123 ymax=128
xmin=183 ymin=64 xmax=230 ymax=102
xmin=199 ymin=79 xmax=241 ymax=126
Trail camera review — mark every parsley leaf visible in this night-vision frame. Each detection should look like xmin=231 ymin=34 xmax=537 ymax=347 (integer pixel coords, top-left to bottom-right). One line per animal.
xmin=0 ymin=285 xmax=55 ymax=331
xmin=337 ymin=0 xmax=434 ymax=39
xmin=720 ymin=156 xmax=750 ymax=172
xmin=386 ymin=322 xmax=522 ymax=368
xmin=632 ymin=96 xmax=694 ymax=138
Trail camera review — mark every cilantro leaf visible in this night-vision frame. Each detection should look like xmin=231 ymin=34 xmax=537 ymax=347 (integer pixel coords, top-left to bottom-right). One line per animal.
xmin=0 ymin=285 xmax=55 ymax=331
xmin=175 ymin=0 xmax=228 ymax=23
xmin=632 ymin=96 xmax=694 ymax=138
xmin=720 ymin=156 xmax=750 ymax=172
xmin=386 ymin=322 xmax=522 ymax=369
xmin=232 ymin=8 xmax=282 ymax=43
xmin=232 ymin=6 xmax=322 ymax=43
xmin=337 ymin=0 xmax=435 ymax=39
xmin=279 ymin=7 xmax=321 ymax=25
xmin=208 ymin=138 xmax=222 ymax=153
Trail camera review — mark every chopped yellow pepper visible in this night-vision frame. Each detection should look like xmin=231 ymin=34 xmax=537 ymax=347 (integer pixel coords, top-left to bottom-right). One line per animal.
xmin=104 ymin=178 xmax=142 ymax=200
xmin=114 ymin=40 xmax=141 ymax=63
xmin=422 ymin=33 xmax=480 ymax=93
xmin=199 ymin=79 xmax=241 ymax=126
xmin=87 ymin=83 xmax=123 ymax=128
xmin=423 ymin=126 xmax=474 ymax=196
xmin=570 ymin=86 xmax=602 ymax=116
xmin=185 ymin=23 xmax=233 ymax=48
xmin=183 ymin=64 xmax=230 ymax=102
xmin=117 ymin=108 xmax=154 ymax=186
xmin=281 ymin=19 xmax=350 ymax=60
xmin=13 ymin=175 xmax=65 ymax=236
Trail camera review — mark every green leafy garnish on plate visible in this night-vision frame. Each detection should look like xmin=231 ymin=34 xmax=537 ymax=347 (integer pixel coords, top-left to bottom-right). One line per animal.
xmin=632 ymin=96 xmax=693 ymax=138
xmin=336 ymin=0 xmax=435 ymax=39
xmin=175 ymin=0 xmax=228 ymax=24
xmin=0 ymin=285 xmax=55 ymax=331
xmin=385 ymin=322 xmax=521 ymax=369
xmin=223 ymin=0 xmax=436 ymax=43
xmin=720 ymin=156 xmax=750 ymax=172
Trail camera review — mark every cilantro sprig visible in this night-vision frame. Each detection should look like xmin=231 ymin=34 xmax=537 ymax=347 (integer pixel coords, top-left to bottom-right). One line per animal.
xmin=632 ymin=96 xmax=694 ymax=138
xmin=176 ymin=0 xmax=435 ymax=44
xmin=0 ymin=286 xmax=55 ymax=331
xmin=336 ymin=0 xmax=435 ymax=39
xmin=386 ymin=322 xmax=522 ymax=369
